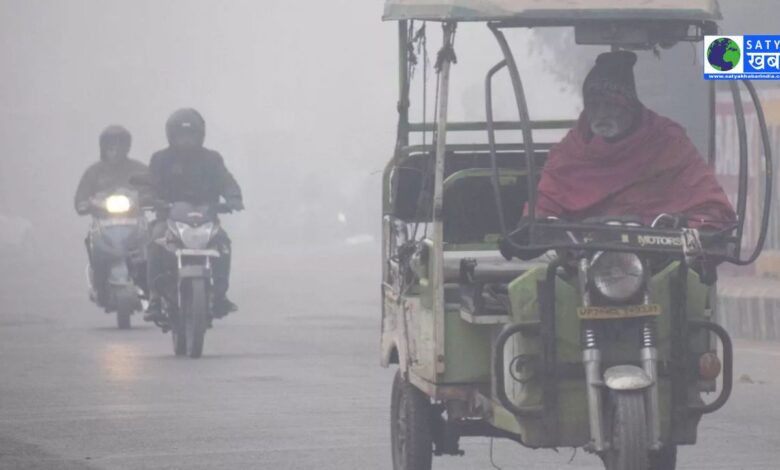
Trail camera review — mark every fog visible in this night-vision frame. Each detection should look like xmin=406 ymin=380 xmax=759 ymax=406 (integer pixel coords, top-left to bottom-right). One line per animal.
xmin=0 ymin=0 xmax=587 ymax=271
xmin=1 ymin=0 xmax=778 ymax=260
xmin=2 ymin=2 xmax=780 ymax=469
xmin=0 ymin=1 xmax=400 ymax=260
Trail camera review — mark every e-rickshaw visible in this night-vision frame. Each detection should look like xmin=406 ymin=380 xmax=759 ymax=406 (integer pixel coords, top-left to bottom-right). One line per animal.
xmin=379 ymin=1 xmax=773 ymax=469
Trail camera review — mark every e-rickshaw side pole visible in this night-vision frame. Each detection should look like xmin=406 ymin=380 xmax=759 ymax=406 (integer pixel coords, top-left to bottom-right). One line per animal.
xmin=397 ymin=20 xmax=410 ymax=151
xmin=382 ymin=21 xmax=410 ymax=283
xmin=430 ymin=22 xmax=457 ymax=375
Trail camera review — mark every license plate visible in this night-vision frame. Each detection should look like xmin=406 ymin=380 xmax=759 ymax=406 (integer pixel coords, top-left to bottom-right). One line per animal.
xmin=577 ymin=304 xmax=661 ymax=320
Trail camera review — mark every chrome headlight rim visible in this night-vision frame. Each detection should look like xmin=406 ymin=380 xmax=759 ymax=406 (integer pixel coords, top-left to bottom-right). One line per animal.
xmin=589 ymin=251 xmax=646 ymax=302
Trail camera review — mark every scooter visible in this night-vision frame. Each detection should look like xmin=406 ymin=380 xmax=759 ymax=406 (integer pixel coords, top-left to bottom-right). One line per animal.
xmin=86 ymin=188 xmax=146 ymax=329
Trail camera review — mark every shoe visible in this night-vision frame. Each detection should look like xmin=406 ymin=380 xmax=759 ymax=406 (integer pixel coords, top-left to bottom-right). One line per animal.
xmin=144 ymin=297 xmax=165 ymax=322
xmin=212 ymin=295 xmax=238 ymax=318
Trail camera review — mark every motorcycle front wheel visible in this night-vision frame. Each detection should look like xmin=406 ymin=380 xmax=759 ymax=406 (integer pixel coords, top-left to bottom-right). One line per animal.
xmin=183 ymin=278 xmax=208 ymax=358
xmin=170 ymin=298 xmax=186 ymax=356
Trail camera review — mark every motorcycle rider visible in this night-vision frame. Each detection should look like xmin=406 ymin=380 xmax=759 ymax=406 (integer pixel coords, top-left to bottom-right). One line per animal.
xmin=144 ymin=108 xmax=244 ymax=322
xmin=74 ymin=125 xmax=148 ymax=306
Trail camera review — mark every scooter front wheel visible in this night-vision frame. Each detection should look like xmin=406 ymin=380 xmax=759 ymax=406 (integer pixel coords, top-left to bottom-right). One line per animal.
xmin=116 ymin=306 xmax=132 ymax=330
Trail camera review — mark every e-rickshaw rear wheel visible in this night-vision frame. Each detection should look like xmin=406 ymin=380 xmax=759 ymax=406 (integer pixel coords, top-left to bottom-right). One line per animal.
xmin=391 ymin=370 xmax=433 ymax=470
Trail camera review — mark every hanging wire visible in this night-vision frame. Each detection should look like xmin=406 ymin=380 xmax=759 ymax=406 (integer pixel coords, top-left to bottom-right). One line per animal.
xmin=489 ymin=438 xmax=504 ymax=470
xmin=422 ymin=23 xmax=457 ymax=240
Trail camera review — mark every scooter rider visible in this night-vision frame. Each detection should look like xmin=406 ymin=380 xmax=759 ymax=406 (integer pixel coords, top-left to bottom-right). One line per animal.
xmin=144 ymin=108 xmax=244 ymax=322
xmin=74 ymin=126 xmax=148 ymax=306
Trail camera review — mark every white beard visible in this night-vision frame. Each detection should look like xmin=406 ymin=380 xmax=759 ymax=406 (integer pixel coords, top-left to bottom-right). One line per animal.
xmin=590 ymin=119 xmax=622 ymax=138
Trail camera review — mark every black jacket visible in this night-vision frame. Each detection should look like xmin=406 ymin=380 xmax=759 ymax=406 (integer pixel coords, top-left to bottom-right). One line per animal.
xmin=148 ymin=146 xmax=242 ymax=206
xmin=74 ymin=158 xmax=149 ymax=214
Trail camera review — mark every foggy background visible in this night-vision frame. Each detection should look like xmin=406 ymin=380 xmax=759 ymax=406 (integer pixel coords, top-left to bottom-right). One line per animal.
xmin=0 ymin=0 xmax=400 ymax=259
xmin=0 ymin=0 xmax=587 ymax=269
xmin=2 ymin=2 xmax=780 ymax=469
xmin=0 ymin=0 xmax=777 ymax=278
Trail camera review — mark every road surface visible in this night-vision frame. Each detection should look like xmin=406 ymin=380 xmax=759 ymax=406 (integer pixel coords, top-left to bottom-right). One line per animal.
xmin=1 ymin=246 xmax=778 ymax=469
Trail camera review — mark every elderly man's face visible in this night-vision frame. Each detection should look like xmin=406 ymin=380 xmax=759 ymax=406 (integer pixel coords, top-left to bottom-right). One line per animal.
xmin=584 ymin=98 xmax=634 ymax=139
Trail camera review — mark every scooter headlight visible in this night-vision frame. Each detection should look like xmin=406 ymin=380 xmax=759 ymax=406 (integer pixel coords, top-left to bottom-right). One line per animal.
xmin=590 ymin=252 xmax=645 ymax=302
xmin=175 ymin=222 xmax=215 ymax=249
xmin=105 ymin=195 xmax=132 ymax=214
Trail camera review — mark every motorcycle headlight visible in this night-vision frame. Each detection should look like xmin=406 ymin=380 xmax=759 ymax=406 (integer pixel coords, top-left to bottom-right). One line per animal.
xmin=175 ymin=222 xmax=215 ymax=249
xmin=105 ymin=195 xmax=132 ymax=214
xmin=590 ymin=252 xmax=645 ymax=302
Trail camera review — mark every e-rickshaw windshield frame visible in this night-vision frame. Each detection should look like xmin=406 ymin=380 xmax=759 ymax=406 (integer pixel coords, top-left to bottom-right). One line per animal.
xmin=491 ymin=20 xmax=771 ymax=265
xmin=390 ymin=16 xmax=773 ymax=266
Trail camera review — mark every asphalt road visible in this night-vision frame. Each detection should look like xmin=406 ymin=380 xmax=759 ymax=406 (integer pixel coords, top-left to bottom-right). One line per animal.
xmin=1 ymin=246 xmax=779 ymax=470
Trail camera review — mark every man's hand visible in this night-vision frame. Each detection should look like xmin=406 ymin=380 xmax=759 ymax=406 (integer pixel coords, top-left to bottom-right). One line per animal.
xmin=76 ymin=201 xmax=91 ymax=215
xmin=498 ymin=220 xmax=532 ymax=260
xmin=498 ymin=218 xmax=552 ymax=261
xmin=226 ymin=199 xmax=244 ymax=212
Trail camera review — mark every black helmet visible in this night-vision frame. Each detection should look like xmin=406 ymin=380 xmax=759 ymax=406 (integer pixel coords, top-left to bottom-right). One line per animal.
xmin=166 ymin=108 xmax=206 ymax=147
xmin=99 ymin=125 xmax=132 ymax=161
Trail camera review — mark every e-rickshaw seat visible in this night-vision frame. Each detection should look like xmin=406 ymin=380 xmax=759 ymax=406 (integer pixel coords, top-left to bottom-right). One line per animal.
xmin=391 ymin=149 xmax=547 ymax=225
xmin=442 ymin=168 xmax=527 ymax=246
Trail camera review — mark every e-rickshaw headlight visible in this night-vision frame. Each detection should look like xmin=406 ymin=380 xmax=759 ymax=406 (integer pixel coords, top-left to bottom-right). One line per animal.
xmin=590 ymin=252 xmax=645 ymax=302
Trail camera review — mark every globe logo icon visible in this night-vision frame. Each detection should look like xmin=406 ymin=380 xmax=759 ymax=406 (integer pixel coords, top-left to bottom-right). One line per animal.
xmin=707 ymin=38 xmax=741 ymax=71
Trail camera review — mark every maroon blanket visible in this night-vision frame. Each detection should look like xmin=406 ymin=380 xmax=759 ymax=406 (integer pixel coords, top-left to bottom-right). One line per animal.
xmin=535 ymin=108 xmax=736 ymax=229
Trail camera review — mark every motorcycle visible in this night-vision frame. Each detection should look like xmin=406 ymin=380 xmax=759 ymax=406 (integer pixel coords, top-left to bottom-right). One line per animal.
xmin=148 ymin=201 xmax=232 ymax=358
xmin=86 ymin=188 xmax=146 ymax=329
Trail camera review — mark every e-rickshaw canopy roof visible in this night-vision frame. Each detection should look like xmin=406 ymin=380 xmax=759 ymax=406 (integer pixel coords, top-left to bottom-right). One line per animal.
xmin=383 ymin=0 xmax=722 ymax=22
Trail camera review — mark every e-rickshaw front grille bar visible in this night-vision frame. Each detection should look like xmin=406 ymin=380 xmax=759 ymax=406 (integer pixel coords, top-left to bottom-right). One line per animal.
xmin=492 ymin=259 xmax=563 ymax=423
xmin=687 ymin=320 xmax=733 ymax=414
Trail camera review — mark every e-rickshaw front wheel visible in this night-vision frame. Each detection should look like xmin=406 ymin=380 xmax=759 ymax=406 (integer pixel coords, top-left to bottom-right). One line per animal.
xmin=391 ymin=370 xmax=433 ymax=470
xmin=603 ymin=391 xmax=648 ymax=470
